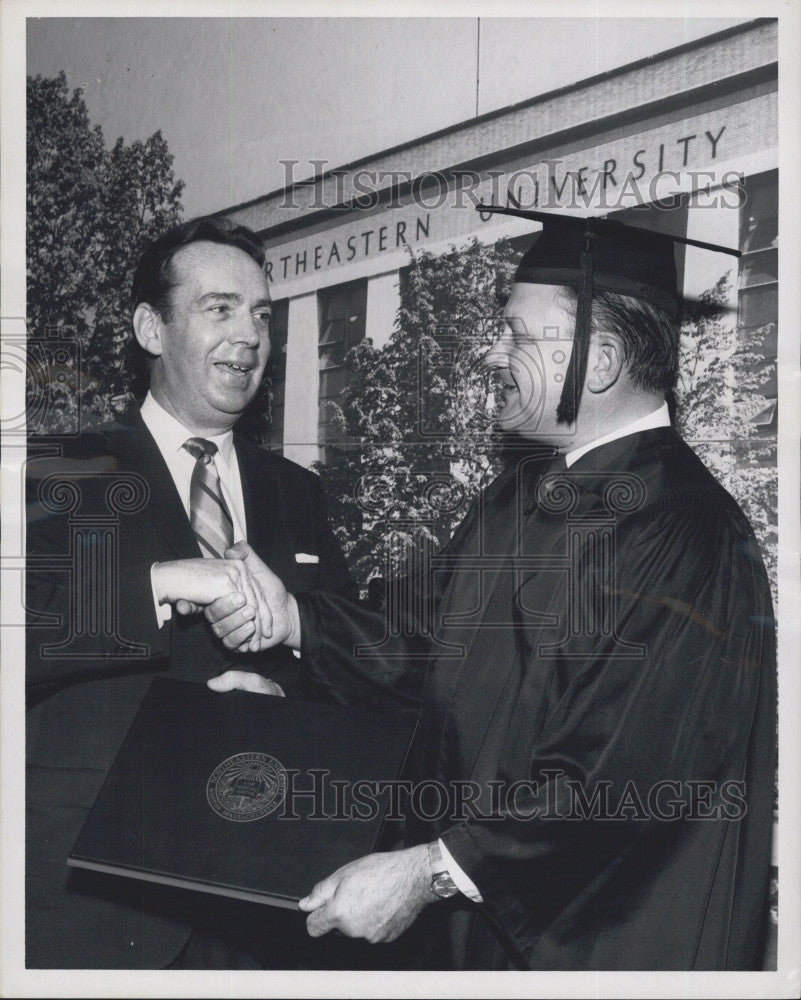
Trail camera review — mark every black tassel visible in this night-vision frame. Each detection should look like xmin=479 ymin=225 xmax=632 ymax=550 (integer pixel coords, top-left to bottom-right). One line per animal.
xmin=556 ymin=224 xmax=594 ymax=424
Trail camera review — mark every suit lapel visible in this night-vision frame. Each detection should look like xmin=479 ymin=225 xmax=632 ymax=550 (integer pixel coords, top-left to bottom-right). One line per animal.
xmin=234 ymin=437 xmax=297 ymax=578
xmin=107 ymin=411 xmax=199 ymax=559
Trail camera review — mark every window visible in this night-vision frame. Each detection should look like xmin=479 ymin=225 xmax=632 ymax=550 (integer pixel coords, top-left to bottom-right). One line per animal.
xmin=739 ymin=171 xmax=778 ymax=312
xmin=318 ymin=280 xmax=367 ymax=456
xmin=264 ymin=298 xmax=288 ymax=451
xmin=738 ymin=171 xmax=778 ymax=430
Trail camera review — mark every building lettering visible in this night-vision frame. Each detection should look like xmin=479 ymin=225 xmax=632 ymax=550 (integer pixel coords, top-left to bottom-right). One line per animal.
xmin=266 ymin=214 xmax=430 ymax=283
xmin=265 ymin=119 xmax=732 ymax=282
xmin=503 ymin=124 xmax=728 ymax=210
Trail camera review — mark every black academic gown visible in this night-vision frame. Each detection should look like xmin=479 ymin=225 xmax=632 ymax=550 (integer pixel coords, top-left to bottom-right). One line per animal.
xmin=25 ymin=409 xmax=357 ymax=969
xmin=295 ymin=427 xmax=776 ymax=970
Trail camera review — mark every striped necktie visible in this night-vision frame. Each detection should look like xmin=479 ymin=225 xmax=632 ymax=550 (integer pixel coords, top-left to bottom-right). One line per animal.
xmin=183 ymin=438 xmax=234 ymax=558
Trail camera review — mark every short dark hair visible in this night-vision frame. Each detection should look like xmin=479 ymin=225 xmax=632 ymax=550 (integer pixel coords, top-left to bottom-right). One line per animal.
xmin=131 ymin=216 xmax=266 ymax=320
xmin=559 ymin=286 xmax=680 ymax=393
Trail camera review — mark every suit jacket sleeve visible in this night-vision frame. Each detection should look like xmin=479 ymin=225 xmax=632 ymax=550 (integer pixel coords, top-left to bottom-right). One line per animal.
xmin=26 ymin=454 xmax=172 ymax=696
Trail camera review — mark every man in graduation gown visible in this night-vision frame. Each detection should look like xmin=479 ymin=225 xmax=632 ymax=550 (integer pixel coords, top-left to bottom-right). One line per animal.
xmin=202 ymin=209 xmax=777 ymax=970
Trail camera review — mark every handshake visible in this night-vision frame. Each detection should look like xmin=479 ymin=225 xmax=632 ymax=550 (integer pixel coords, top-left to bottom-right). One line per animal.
xmin=151 ymin=541 xmax=301 ymax=656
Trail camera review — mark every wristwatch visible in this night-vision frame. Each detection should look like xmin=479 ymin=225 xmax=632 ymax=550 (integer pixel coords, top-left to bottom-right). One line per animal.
xmin=428 ymin=840 xmax=459 ymax=899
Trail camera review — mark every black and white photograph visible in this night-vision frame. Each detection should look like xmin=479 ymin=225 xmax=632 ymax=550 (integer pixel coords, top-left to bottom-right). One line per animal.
xmin=1 ymin=1 xmax=799 ymax=996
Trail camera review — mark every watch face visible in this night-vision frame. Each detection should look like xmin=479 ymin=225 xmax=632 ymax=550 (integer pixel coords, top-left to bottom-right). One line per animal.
xmin=432 ymin=873 xmax=459 ymax=899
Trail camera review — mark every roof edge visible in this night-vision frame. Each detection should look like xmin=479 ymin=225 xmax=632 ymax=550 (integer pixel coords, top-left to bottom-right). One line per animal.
xmin=211 ymin=17 xmax=774 ymax=219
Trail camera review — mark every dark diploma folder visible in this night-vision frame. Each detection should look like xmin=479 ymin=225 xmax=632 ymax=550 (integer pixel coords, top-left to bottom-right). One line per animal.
xmin=68 ymin=677 xmax=416 ymax=909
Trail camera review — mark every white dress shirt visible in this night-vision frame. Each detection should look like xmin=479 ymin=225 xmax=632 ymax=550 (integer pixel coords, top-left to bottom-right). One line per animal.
xmin=441 ymin=402 xmax=672 ymax=903
xmin=141 ymin=392 xmax=247 ymax=625
xmin=564 ymin=402 xmax=671 ymax=467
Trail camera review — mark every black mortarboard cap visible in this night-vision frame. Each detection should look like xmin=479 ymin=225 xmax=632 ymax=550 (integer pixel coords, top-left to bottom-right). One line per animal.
xmin=477 ymin=204 xmax=740 ymax=424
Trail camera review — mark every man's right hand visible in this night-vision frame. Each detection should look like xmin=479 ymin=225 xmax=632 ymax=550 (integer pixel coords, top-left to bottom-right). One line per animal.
xmin=152 ymin=557 xmax=265 ymax=652
xmin=204 ymin=542 xmax=301 ymax=653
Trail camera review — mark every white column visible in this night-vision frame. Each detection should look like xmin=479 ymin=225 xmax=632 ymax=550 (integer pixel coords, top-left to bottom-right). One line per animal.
xmin=282 ymin=292 xmax=320 ymax=468
xmin=681 ymin=192 xmax=742 ymax=427
xmin=365 ymin=271 xmax=400 ymax=350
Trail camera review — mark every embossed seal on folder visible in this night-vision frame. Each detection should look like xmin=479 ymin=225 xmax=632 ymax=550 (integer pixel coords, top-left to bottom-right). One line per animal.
xmin=206 ymin=752 xmax=287 ymax=822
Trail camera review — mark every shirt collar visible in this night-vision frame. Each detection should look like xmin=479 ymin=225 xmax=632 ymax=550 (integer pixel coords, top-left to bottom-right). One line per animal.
xmin=140 ymin=392 xmax=236 ymax=465
xmin=564 ymin=402 xmax=671 ymax=468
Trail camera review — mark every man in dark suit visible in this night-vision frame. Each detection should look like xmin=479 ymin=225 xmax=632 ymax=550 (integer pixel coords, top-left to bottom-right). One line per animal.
xmin=25 ymin=217 xmax=356 ymax=968
xmin=202 ymin=210 xmax=777 ymax=970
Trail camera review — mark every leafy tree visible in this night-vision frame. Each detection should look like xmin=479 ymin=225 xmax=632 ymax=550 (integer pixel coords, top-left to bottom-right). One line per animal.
xmin=27 ymin=72 xmax=184 ymax=431
xmin=314 ymin=238 xmax=520 ymax=585
xmin=27 ymin=74 xmax=105 ymax=338
xmin=673 ymin=276 xmax=777 ymax=601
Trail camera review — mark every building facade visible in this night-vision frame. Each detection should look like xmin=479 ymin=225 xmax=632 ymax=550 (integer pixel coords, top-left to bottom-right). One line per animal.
xmin=217 ymin=18 xmax=777 ymax=470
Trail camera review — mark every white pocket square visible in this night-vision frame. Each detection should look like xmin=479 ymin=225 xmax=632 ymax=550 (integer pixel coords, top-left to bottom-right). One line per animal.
xmin=295 ymin=552 xmax=319 ymax=564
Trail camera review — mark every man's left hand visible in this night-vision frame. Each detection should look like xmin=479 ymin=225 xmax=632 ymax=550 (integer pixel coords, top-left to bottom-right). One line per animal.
xmin=207 ymin=671 xmax=285 ymax=697
xmin=298 ymin=846 xmax=433 ymax=944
